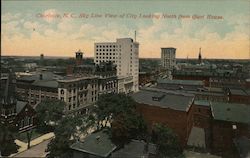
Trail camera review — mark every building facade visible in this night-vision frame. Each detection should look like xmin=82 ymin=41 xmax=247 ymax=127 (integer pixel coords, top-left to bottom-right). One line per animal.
xmin=161 ymin=47 xmax=176 ymax=70
xmin=57 ymin=75 xmax=99 ymax=115
xmin=94 ymin=38 xmax=139 ymax=92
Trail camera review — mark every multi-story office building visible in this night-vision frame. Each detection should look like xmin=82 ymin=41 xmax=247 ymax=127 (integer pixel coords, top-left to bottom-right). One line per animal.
xmin=94 ymin=38 xmax=139 ymax=92
xmin=161 ymin=47 xmax=176 ymax=70
xmin=58 ymin=75 xmax=99 ymax=115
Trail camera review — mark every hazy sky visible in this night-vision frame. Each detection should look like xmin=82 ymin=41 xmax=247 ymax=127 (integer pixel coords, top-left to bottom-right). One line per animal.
xmin=2 ymin=0 xmax=250 ymax=59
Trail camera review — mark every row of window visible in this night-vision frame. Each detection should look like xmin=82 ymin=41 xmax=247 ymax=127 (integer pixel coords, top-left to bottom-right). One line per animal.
xmin=96 ymin=49 xmax=121 ymax=52
xmin=68 ymin=97 xmax=97 ymax=110
xmin=96 ymin=45 xmax=121 ymax=48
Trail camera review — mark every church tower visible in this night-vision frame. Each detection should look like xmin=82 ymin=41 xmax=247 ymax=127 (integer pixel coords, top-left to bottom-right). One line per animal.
xmin=198 ymin=48 xmax=202 ymax=64
xmin=0 ymin=70 xmax=17 ymax=124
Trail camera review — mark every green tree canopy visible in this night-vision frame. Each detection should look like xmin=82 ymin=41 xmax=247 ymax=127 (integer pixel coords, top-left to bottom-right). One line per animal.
xmin=46 ymin=115 xmax=95 ymax=158
xmin=94 ymin=93 xmax=136 ymax=125
xmin=151 ymin=124 xmax=183 ymax=158
xmin=111 ymin=112 xmax=147 ymax=147
xmin=0 ymin=123 xmax=18 ymax=156
xmin=36 ymin=99 xmax=65 ymax=133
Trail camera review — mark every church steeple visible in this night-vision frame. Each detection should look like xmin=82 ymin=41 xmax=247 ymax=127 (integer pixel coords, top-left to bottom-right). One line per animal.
xmin=198 ymin=48 xmax=202 ymax=64
xmin=1 ymin=70 xmax=17 ymax=108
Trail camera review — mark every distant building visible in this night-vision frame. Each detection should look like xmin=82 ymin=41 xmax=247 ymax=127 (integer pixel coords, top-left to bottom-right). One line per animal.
xmin=161 ymin=47 xmax=176 ymax=70
xmin=198 ymin=48 xmax=202 ymax=64
xmin=75 ymin=49 xmax=83 ymax=66
xmin=94 ymin=38 xmax=139 ymax=92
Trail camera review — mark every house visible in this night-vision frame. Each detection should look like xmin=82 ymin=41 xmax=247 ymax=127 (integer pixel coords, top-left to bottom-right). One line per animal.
xmin=70 ymin=130 xmax=117 ymax=158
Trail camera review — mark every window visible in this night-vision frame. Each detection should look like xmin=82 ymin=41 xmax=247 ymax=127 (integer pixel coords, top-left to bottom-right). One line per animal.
xmin=69 ymin=105 xmax=71 ymax=110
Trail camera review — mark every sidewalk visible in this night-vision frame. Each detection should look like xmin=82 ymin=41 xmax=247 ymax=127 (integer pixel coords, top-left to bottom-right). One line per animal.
xmin=10 ymin=132 xmax=55 ymax=157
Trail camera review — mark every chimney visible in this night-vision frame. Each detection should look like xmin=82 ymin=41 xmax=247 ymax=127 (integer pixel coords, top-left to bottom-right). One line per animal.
xmin=39 ymin=74 xmax=43 ymax=80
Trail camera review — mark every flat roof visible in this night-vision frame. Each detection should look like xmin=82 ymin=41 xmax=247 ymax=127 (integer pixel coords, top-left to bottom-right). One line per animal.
xmin=211 ymin=102 xmax=250 ymax=124
xmin=132 ymin=89 xmax=194 ymax=112
xmin=157 ymin=79 xmax=204 ymax=86
xmin=111 ymin=140 xmax=156 ymax=157
xmin=229 ymin=88 xmax=249 ymax=96
xmin=32 ymin=80 xmax=58 ymax=88
xmin=194 ymin=100 xmax=210 ymax=107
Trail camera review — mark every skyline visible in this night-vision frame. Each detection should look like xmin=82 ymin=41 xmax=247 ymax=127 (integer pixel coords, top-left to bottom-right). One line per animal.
xmin=2 ymin=0 xmax=250 ymax=59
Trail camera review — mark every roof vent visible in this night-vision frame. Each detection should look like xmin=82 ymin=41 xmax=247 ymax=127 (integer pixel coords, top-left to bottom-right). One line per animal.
xmin=96 ymin=135 xmax=100 ymax=141
xmin=152 ymin=94 xmax=165 ymax=101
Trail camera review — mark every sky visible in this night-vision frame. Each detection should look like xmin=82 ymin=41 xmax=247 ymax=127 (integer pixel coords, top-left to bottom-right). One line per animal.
xmin=1 ymin=0 xmax=250 ymax=59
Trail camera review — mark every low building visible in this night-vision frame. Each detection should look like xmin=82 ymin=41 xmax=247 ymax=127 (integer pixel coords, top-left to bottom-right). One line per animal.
xmin=70 ymin=130 xmax=117 ymax=158
xmin=210 ymin=102 xmax=250 ymax=156
xmin=227 ymin=88 xmax=250 ymax=104
xmin=111 ymin=140 xmax=157 ymax=158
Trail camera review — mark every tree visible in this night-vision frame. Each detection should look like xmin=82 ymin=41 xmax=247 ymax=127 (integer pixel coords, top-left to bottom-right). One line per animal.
xmin=0 ymin=123 xmax=18 ymax=156
xmin=111 ymin=112 xmax=147 ymax=147
xmin=36 ymin=99 xmax=65 ymax=133
xmin=46 ymin=115 xmax=95 ymax=158
xmin=94 ymin=93 xmax=136 ymax=128
xmin=151 ymin=124 xmax=183 ymax=158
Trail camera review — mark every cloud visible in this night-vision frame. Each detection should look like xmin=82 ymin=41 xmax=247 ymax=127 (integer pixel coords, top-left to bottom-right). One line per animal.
xmin=2 ymin=13 xmax=21 ymax=22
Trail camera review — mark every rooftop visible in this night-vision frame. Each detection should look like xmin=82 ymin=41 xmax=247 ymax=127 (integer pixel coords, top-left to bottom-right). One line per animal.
xmin=132 ymin=89 xmax=194 ymax=112
xmin=16 ymin=101 xmax=28 ymax=114
xmin=70 ymin=130 xmax=116 ymax=157
xmin=211 ymin=102 xmax=250 ymax=124
xmin=111 ymin=140 xmax=156 ymax=158
xmin=229 ymin=88 xmax=249 ymax=96
xmin=31 ymin=80 xmax=58 ymax=88
xmin=194 ymin=100 xmax=210 ymax=107
xmin=157 ymin=79 xmax=204 ymax=86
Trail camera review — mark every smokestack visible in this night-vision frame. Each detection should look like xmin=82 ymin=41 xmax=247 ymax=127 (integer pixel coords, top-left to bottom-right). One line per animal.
xmin=134 ymin=30 xmax=137 ymax=42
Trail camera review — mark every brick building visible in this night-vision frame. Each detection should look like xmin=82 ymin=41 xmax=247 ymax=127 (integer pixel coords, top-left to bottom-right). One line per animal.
xmin=132 ymin=89 xmax=195 ymax=146
xmin=210 ymin=102 xmax=250 ymax=156
xmin=227 ymin=88 xmax=250 ymax=104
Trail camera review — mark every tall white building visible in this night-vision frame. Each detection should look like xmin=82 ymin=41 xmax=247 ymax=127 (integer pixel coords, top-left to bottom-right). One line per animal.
xmin=94 ymin=38 xmax=139 ymax=92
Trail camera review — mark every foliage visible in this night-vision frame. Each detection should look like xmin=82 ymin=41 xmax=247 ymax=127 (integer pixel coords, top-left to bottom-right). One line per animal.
xmin=94 ymin=93 xmax=136 ymax=128
xmin=36 ymin=99 xmax=65 ymax=133
xmin=0 ymin=123 xmax=18 ymax=156
xmin=111 ymin=112 xmax=147 ymax=146
xmin=46 ymin=115 xmax=95 ymax=158
xmin=151 ymin=124 xmax=183 ymax=157
xmin=94 ymin=93 xmax=147 ymax=146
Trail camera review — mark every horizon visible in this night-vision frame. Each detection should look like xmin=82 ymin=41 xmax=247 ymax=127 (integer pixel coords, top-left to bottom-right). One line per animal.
xmin=2 ymin=0 xmax=250 ymax=59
